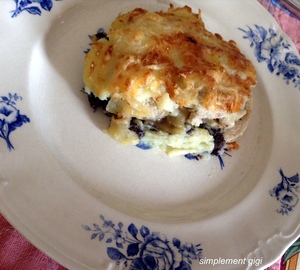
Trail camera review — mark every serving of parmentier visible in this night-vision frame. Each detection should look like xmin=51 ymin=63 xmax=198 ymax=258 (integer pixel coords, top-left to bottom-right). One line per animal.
xmin=83 ymin=5 xmax=256 ymax=159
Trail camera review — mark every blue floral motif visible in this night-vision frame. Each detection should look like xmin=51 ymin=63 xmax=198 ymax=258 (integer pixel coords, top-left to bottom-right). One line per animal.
xmin=239 ymin=25 xmax=300 ymax=89
xmin=269 ymin=169 xmax=300 ymax=215
xmin=0 ymin=93 xmax=30 ymax=150
xmin=136 ymin=142 xmax=152 ymax=150
xmin=83 ymin=215 xmax=203 ymax=269
xmin=11 ymin=0 xmax=61 ymax=18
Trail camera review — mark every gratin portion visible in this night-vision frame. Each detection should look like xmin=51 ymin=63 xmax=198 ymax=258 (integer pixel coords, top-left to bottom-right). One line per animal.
xmin=83 ymin=5 xmax=256 ymax=158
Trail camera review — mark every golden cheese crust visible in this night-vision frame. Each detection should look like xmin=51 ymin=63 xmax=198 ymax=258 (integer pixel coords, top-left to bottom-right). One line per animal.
xmin=84 ymin=5 xmax=256 ymax=116
xmin=83 ymin=5 xmax=257 ymax=157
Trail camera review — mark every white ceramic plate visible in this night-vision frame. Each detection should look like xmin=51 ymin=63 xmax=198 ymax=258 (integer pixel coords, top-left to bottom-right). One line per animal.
xmin=1 ymin=0 xmax=300 ymax=269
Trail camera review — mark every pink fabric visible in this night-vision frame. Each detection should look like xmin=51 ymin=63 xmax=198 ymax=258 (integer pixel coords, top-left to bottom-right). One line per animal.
xmin=0 ymin=1 xmax=299 ymax=270
xmin=0 ymin=214 xmax=67 ymax=270
xmin=266 ymin=257 xmax=285 ymax=270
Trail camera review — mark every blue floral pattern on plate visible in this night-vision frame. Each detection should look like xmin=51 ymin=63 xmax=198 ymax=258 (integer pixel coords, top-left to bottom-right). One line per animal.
xmin=270 ymin=169 xmax=300 ymax=215
xmin=11 ymin=0 xmax=61 ymax=18
xmin=239 ymin=25 xmax=300 ymax=89
xmin=83 ymin=215 xmax=202 ymax=269
xmin=0 ymin=93 xmax=30 ymax=150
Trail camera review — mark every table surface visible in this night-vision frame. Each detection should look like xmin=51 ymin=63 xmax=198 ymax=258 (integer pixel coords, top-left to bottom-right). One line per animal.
xmin=1 ymin=0 xmax=300 ymax=269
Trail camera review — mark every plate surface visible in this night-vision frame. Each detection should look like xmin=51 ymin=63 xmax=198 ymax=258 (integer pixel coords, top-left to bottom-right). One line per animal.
xmin=1 ymin=0 xmax=300 ymax=269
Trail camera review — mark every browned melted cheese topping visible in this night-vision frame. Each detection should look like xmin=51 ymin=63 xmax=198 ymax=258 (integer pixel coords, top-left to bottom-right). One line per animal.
xmin=84 ymin=5 xmax=256 ymax=115
xmin=83 ymin=5 xmax=257 ymax=155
